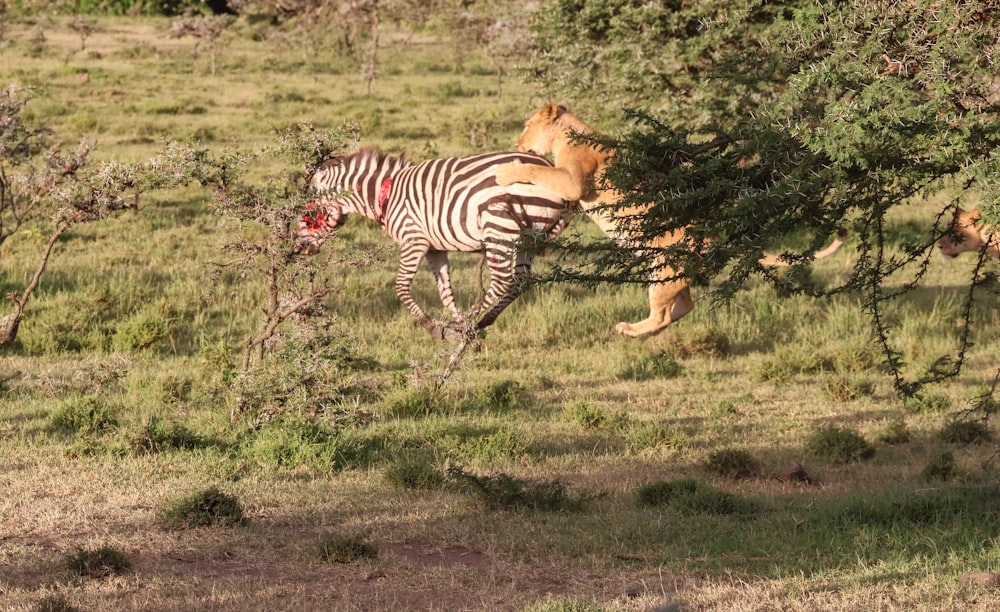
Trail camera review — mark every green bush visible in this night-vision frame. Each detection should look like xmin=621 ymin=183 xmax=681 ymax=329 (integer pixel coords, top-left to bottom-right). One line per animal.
xmin=46 ymin=394 xmax=117 ymax=436
xmin=938 ymin=420 xmax=991 ymax=445
xmin=804 ymin=425 xmax=875 ymax=464
xmin=636 ymin=478 xmax=756 ymax=516
xmin=447 ymin=465 xmax=587 ymax=512
xmin=158 ymin=486 xmax=247 ymax=528
xmin=564 ymin=400 xmax=626 ymax=430
xmin=383 ymin=454 xmax=444 ymax=490
xmin=921 ymin=451 xmax=958 ymax=482
xmin=903 ymin=392 xmax=952 ymax=414
xmin=64 ymin=545 xmax=131 ymax=579
xmin=705 ymin=448 xmax=760 ymax=479
xmin=318 ymin=535 xmax=378 ymax=564
xmin=616 ymin=351 xmax=682 ymax=381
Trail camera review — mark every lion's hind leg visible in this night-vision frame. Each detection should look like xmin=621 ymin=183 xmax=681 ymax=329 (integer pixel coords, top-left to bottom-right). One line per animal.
xmin=614 ymin=281 xmax=693 ymax=337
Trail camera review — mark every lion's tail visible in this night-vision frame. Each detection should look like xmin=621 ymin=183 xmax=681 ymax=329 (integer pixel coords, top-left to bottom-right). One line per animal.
xmin=759 ymin=227 xmax=848 ymax=267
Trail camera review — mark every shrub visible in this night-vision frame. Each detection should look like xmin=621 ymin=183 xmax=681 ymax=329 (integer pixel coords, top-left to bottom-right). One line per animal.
xmin=616 ymin=351 xmax=682 ymax=381
xmin=238 ymin=416 xmax=371 ymax=471
xmin=381 ymin=385 xmax=451 ymax=419
xmin=461 ymin=380 xmax=529 ymax=413
xmin=636 ymin=479 xmax=756 ymax=516
xmin=564 ymin=400 xmax=626 ymax=430
xmin=626 ymin=422 xmax=686 ymax=454
xmin=318 ymin=536 xmax=378 ymax=563
xmin=111 ymin=310 xmax=169 ymax=352
xmin=876 ymin=418 xmax=911 ymax=445
xmin=705 ymin=448 xmax=760 ymax=479
xmin=804 ymin=425 xmax=875 ymax=464
xmin=64 ymin=545 xmax=131 ymax=579
xmin=921 ymin=451 xmax=958 ymax=482
xmin=158 ymin=486 xmax=248 ymax=528
xmin=445 ymin=427 xmax=528 ymax=463
xmin=33 ymin=594 xmax=80 ymax=612
xmin=383 ymin=454 xmax=444 ymax=490
xmin=820 ymin=375 xmax=875 ymax=402
xmin=903 ymin=392 xmax=951 ymax=414
xmin=126 ymin=415 xmax=212 ymax=454
xmin=447 ymin=465 xmax=587 ymax=512
xmin=938 ymin=420 xmax=991 ymax=445
xmin=46 ymin=394 xmax=117 ymax=436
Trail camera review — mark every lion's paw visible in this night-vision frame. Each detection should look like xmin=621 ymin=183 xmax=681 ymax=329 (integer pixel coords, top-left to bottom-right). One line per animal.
xmin=494 ymin=161 xmax=523 ymax=187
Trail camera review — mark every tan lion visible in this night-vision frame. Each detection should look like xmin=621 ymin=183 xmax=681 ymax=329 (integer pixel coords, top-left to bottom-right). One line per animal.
xmin=938 ymin=207 xmax=999 ymax=260
xmin=495 ymin=103 xmax=846 ymax=337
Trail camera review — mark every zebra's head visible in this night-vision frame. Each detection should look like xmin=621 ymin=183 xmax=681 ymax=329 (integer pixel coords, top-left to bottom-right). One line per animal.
xmin=294 ymin=197 xmax=348 ymax=255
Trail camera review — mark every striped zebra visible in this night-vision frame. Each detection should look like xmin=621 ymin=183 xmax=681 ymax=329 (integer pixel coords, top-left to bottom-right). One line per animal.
xmin=295 ymin=147 xmax=571 ymax=337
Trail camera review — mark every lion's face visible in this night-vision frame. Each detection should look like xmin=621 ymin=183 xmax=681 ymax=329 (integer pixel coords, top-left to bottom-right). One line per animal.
xmin=938 ymin=208 xmax=986 ymax=259
xmin=515 ymin=105 xmax=563 ymax=156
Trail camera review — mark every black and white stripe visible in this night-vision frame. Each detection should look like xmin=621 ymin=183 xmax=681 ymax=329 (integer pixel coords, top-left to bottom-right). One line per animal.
xmin=296 ymin=148 xmax=570 ymax=335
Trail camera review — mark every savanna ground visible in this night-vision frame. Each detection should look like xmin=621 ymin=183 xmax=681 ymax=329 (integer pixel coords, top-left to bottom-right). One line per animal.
xmin=1 ymin=14 xmax=999 ymax=611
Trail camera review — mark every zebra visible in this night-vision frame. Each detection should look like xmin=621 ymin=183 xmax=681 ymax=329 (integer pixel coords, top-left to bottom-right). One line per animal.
xmin=295 ymin=147 xmax=571 ymax=337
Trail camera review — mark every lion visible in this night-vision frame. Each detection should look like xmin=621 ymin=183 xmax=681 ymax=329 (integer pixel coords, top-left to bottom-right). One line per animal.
xmin=938 ymin=207 xmax=999 ymax=260
xmin=495 ymin=103 xmax=846 ymax=337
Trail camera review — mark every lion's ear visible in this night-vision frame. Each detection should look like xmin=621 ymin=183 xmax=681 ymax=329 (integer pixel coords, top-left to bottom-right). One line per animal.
xmin=542 ymin=103 xmax=566 ymax=122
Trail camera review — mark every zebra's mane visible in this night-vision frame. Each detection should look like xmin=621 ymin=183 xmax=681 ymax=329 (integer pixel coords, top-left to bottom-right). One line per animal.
xmin=317 ymin=146 xmax=412 ymax=173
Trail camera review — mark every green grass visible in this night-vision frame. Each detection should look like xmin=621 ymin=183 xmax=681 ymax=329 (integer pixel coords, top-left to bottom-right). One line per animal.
xmin=0 ymin=13 xmax=998 ymax=612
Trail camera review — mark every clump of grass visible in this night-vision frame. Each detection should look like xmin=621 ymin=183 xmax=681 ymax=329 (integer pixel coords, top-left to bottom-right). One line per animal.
xmin=158 ymin=486 xmax=248 ymax=528
xmin=670 ymin=330 xmax=731 ymax=359
xmin=804 ymin=425 xmax=874 ymax=464
xmin=461 ymin=380 xmax=529 ymax=413
xmin=381 ymin=384 xmax=452 ymax=419
xmin=111 ymin=309 xmax=169 ymax=352
xmin=626 ymin=422 xmax=686 ymax=454
xmin=522 ymin=596 xmax=605 ymax=612
xmin=33 ymin=594 xmax=80 ymax=612
xmin=318 ymin=535 xmax=378 ymax=563
xmin=564 ymin=400 xmax=626 ymax=430
xmin=921 ymin=451 xmax=958 ymax=482
xmin=903 ymin=392 xmax=951 ymax=414
xmin=751 ymin=346 xmax=833 ymax=382
xmin=126 ymin=415 xmax=211 ymax=454
xmin=64 ymin=545 xmax=131 ymax=579
xmin=237 ymin=415 xmax=376 ymax=471
xmin=383 ymin=454 xmax=444 ymax=490
xmin=445 ymin=427 xmax=529 ymax=463
xmin=616 ymin=351 xmax=682 ymax=381
xmin=705 ymin=448 xmax=760 ymax=479
xmin=46 ymin=394 xmax=117 ymax=436
xmin=636 ymin=478 xmax=756 ymax=516
xmin=447 ymin=464 xmax=587 ymax=512
xmin=938 ymin=420 xmax=991 ymax=444
xmin=876 ymin=418 xmax=911 ymax=445
xmin=820 ymin=375 xmax=875 ymax=402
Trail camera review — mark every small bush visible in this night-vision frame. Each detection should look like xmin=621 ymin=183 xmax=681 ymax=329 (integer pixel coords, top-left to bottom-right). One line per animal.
xmin=159 ymin=486 xmax=248 ymax=528
xmin=804 ymin=425 xmax=875 ymax=464
xmin=46 ymin=394 xmax=117 ymax=436
xmin=64 ymin=545 xmax=131 ymax=579
xmin=705 ymin=448 xmax=760 ymax=479
xmin=564 ymin=401 xmax=626 ymax=430
xmin=447 ymin=465 xmax=587 ymax=512
xmin=446 ymin=427 xmax=528 ymax=463
xmin=921 ymin=451 xmax=958 ymax=482
xmin=383 ymin=454 xmax=444 ymax=490
xmin=938 ymin=420 xmax=991 ymax=445
xmin=318 ymin=535 xmax=378 ymax=563
xmin=636 ymin=479 xmax=756 ymax=515
xmin=381 ymin=385 xmax=451 ymax=419
xmin=670 ymin=330 xmax=731 ymax=359
xmin=126 ymin=415 xmax=211 ymax=454
xmin=820 ymin=375 xmax=875 ymax=402
xmin=111 ymin=310 xmax=169 ymax=352
xmin=522 ymin=596 xmax=605 ymax=612
xmin=461 ymin=380 xmax=529 ymax=413
xmin=903 ymin=392 xmax=951 ymax=414
xmin=616 ymin=351 xmax=682 ymax=381
xmin=626 ymin=422 xmax=686 ymax=453
xmin=876 ymin=418 xmax=911 ymax=445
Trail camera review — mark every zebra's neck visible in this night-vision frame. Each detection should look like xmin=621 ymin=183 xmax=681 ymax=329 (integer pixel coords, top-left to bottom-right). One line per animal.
xmin=343 ymin=153 xmax=410 ymax=224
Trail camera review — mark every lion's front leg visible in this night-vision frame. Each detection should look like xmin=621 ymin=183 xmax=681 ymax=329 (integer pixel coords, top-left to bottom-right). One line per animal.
xmin=615 ymin=281 xmax=693 ymax=337
xmin=494 ymin=160 xmax=527 ymax=187
xmin=496 ymin=163 xmax=585 ymax=201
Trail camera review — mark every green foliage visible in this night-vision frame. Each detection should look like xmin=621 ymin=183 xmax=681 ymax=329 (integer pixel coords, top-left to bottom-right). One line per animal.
xmin=938 ymin=420 xmax=991 ymax=445
xmin=522 ymin=597 xmax=605 ymax=612
xmin=876 ymin=418 xmax=911 ymax=446
xmin=636 ymin=478 xmax=756 ymax=516
xmin=383 ymin=453 xmax=445 ymax=490
xmin=111 ymin=309 xmax=170 ymax=352
xmin=158 ymin=486 xmax=247 ymax=528
xmin=64 ymin=545 xmax=131 ymax=579
xmin=447 ymin=464 xmax=587 ymax=512
xmin=564 ymin=400 xmax=626 ymax=430
xmin=903 ymin=392 xmax=952 ymax=414
xmin=921 ymin=451 xmax=958 ymax=482
xmin=125 ymin=415 xmax=214 ymax=454
xmin=381 ymin=385 xmax=452 ymax=419
xmin=833 ymin=486 xmax=1000 ymax=527
xmin=238 ymin=416 xmax=372 ymax=471
xmin=462 ymin=380 xmax=529 ymax=413
xmin=444 ymin=426 xmax=528 ymax=463
xmin=46 ymin=394 xmax=117 ymax=436
xmin=616 ymin=351 xmax=682 ymax=381
xmin=318 ymin=535 xmax=378 ymax=564
xmin=626 ymin=422 xmax=685 ymax=454
xmin=705 ymin=448 xmax=760 ymax=479
xmin=804 ymin=425 xmax=875 ymax=464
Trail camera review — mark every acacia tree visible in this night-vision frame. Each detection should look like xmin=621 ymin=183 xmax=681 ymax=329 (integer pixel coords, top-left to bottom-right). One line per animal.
xmin=526 ymin=0 xmax=1000 ymax=393
xmin=0 ymin=85 xmax=196 ymax=347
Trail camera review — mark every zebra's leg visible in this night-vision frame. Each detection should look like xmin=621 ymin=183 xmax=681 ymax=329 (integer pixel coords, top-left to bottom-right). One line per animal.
xmin=475 ymin=244 xmax=528 ymax=330
xmin=424 ymin=250 xmax=461 ymax=321
xmin=395 ymin=242 xmax=439 ymax=336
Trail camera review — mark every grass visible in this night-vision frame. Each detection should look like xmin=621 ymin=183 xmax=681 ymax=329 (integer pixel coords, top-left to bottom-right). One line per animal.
xmin=0 ymin=12 xmax=999 ymax=612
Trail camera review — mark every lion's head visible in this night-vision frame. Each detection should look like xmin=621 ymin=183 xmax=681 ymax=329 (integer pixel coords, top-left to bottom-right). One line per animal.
xmin=515 ymin=103 xmax=567 ymax=156
xmin=938 ymin=208 xmax=989 ymax=259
